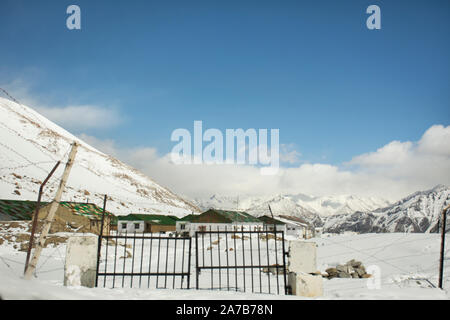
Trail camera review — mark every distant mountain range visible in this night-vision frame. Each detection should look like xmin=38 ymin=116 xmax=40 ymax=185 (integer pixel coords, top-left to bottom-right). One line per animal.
xmin=194 ymin=185 xmax=450 ymax=233
xmin=194 ymin=192 xmax=391 ymax=227
xmin=323 ymin=185 xmax=450 ymax=233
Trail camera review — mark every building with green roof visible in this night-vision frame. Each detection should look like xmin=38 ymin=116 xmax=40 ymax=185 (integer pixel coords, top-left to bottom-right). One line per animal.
xmin=0 ymin=199 xmax=115 ymax=235
xmin=117 ymin=214 xmax=178 ymax=234
xmin=175 ymin=209 xmax=263 ymax=237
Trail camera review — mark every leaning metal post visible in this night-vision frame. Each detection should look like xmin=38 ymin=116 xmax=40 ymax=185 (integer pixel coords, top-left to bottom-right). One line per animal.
xmin=24 ymin=161 xmax=61 ymax=274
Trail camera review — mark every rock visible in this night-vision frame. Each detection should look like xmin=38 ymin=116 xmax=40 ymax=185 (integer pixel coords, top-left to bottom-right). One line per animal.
xmin=355 ymin=266 xmax=366 ymax=277
xmin=325 ymin=267 xmax=338 ymax=276
xmin=336 ymin=265 xmax=347 ymax=272
xmin=338 ymin=272 xmax=351 ymax=278
xmin=347 ymin=259 xmax=362 ymax=268
xmin=324 ymin=260 xmax=369 ymax=279
xmin=346 ymin=265 xmax=355 ymax=274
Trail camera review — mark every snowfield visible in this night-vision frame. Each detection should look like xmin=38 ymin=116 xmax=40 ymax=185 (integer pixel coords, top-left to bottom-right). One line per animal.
xmin=0 ymin=232 xmax=449 ymax=300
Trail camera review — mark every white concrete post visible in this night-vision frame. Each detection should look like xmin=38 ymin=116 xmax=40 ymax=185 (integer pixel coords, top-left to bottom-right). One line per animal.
xmin=287 ymin=241 xmax=323 ymax=297
xmin=64 ymin=236 xmax=98 ymax=288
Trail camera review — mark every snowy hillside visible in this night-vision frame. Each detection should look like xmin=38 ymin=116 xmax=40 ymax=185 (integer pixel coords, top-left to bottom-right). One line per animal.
xmin=324 ymin=185 xmax=450 ymax=233
xmin=0 ymin=97 xmax=200 ymax=217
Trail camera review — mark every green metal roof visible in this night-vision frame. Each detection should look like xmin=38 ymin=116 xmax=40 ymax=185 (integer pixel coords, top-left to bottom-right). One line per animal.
xmin=117 ymin=214 xmax=177 ymax=226
xmin=257 ymin=215 xmax=286 ymax=225
xmin=60 ymin=202 xmax=113 ymax=217
xmin=0 ymin=199 xmax=115 ymax=223
xmin=179 ymin=214 xmax=199 ymax=222
xmin=199 ymin=209 xmax=261 ymax=223
xmin=60 ymin=202 xmax=117 ymax=225
xmin=0 ymin=199 xmax=43 ymax=221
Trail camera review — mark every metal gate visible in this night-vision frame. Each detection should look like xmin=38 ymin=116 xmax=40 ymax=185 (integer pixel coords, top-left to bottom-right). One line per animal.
xmin=195 ymin=227 xmax=288 ymax=295
xmin=95 ymin=228 xmax=289 ymax=295
xmin=95 ymin=232 xmax=192 ymax=289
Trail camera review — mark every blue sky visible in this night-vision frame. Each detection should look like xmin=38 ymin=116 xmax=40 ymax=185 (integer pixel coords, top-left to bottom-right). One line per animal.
xmin=1 ymin=0 xmax=449 ymax=167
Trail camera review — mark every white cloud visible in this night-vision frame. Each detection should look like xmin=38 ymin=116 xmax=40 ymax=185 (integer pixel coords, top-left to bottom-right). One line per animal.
xmin=348 ymin=140 xmax=413 ymax=167
xmin=417 ymin=124 xmax=450 ymax=156
xmin=279 ymin=143 xmax=302 ymax=164
xmin=76 ymin=125 xmax=450 ymax=202
xmin=1 ymin=79 xmax=123 ymax=131
xmin=34 ymin=105 xmax=122 ymax=130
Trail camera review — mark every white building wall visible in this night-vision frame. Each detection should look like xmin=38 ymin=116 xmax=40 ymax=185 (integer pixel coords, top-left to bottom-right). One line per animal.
xmin=176 ymin=221 xmax=191 ymax=235
xmin=286 ymin=224 xmax=297 ymax=237
xmin=118 ymin=221 xmax=145 ymax=234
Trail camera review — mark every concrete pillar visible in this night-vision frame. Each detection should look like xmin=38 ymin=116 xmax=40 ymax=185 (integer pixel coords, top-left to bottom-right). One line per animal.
xmin=288 ymin=241 xmax=317 ymax=274
xmin=64 ymin=236 xmax=98 ymax=288
xmin=288 ymin=272 xmax=323 ymax=298
xmin=288 ymin=241 xmax=323 ymax=297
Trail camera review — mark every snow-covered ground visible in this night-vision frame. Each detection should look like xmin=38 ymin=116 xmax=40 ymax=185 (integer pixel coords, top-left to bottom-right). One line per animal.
xmin=0 ymin=232 xmax=449 ymax=299
xmin=316 ymin=232 xmax=449 ymax=299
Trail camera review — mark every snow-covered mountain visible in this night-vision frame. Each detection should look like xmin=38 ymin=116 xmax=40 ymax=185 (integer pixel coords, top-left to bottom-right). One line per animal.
xmin=0 ymin=96 xmax=200 ymax=217
xmin=294 ymin=194 xmax=391 ymax=217
xmin=245 ymin=194 xmax=323 ymax=227
xmin=324 ymin=185 xmax=450 ymax=233
xmin=193 ymin=194 xmax=273 ymax=212
xmin=194 ymin=193 xmax=390 ymax=227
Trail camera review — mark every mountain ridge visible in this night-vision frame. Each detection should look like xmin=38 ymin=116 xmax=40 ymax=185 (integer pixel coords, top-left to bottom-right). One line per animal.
xmin=323 ymin=184 xmax=450 ymax=233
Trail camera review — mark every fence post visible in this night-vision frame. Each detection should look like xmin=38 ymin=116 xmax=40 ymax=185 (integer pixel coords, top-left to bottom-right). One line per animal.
xmin=24 ymin=142 xmax=78 ymax=280
xmin=187 ymin=237 xmax=192 ymax=289
xmin=95 ymin=195 xmax=107 ymax=287
xmin=438 ymin=204 xmax=450 ymax=289
xmin=195 ymin=231 xmax=199 ymax=290
xmin=281 ymin=231 xmax=288 ymax=295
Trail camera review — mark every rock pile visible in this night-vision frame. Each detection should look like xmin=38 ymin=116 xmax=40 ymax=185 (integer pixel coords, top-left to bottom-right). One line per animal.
xmin=324 ymin=259 xmax=371 ymax=279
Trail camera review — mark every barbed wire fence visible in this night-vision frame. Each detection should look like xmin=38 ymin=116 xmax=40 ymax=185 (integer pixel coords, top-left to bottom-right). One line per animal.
xmin=317 ymin=229 xmax=449 ymax=291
